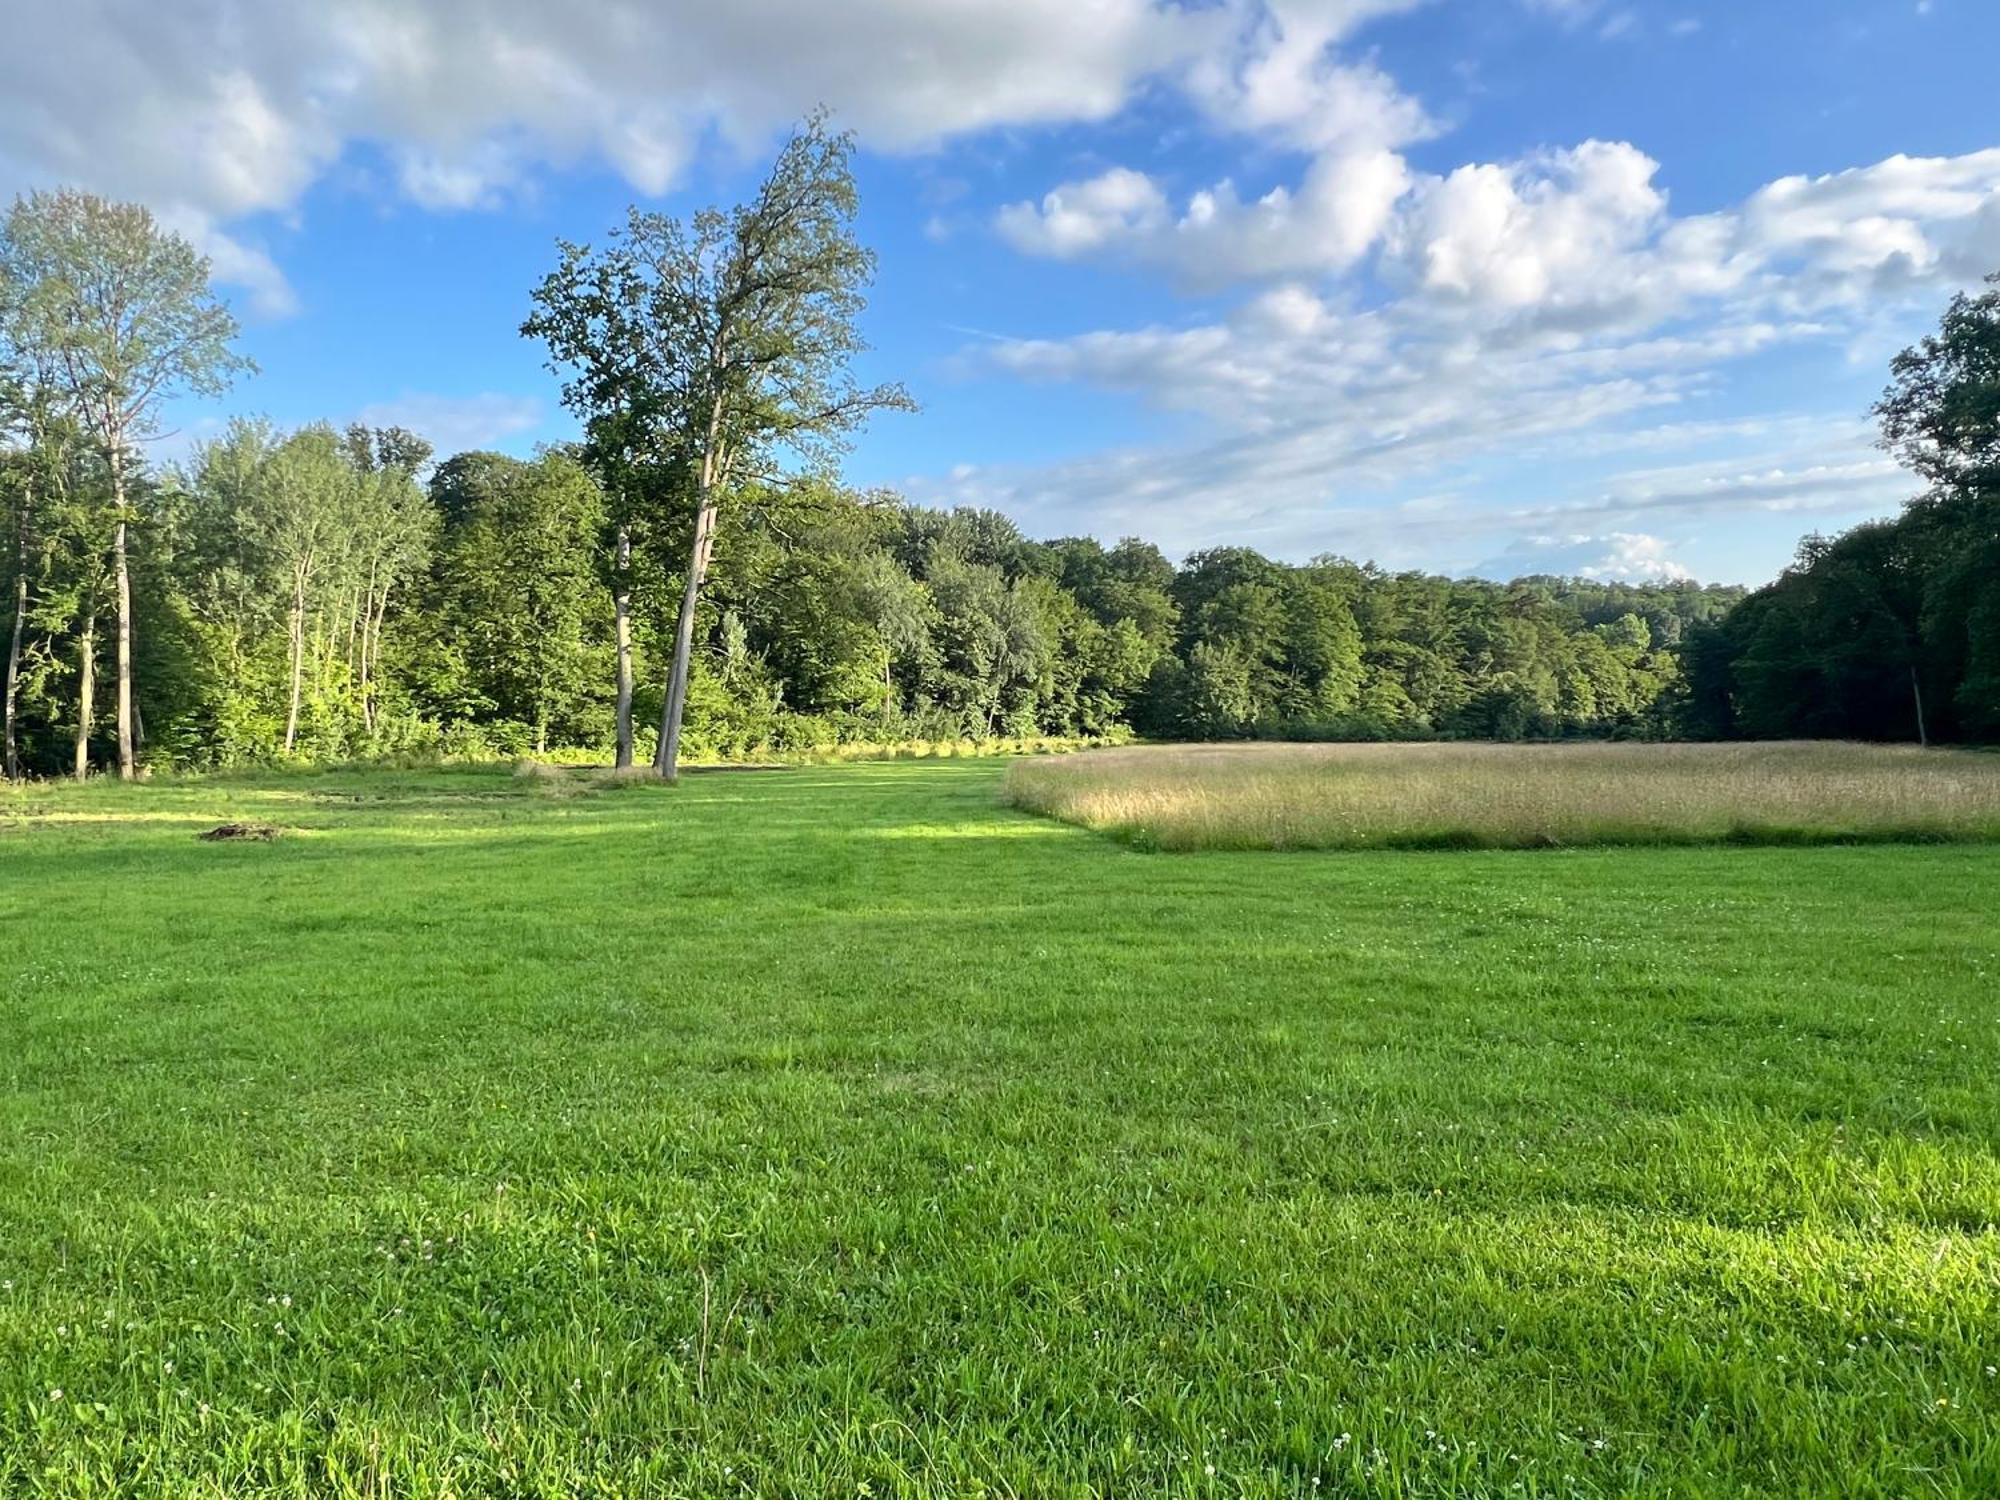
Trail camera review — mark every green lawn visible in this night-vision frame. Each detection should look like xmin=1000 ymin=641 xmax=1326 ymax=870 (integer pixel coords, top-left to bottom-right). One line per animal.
xmin=1 ymin=760 xmax=1996 ymax=1497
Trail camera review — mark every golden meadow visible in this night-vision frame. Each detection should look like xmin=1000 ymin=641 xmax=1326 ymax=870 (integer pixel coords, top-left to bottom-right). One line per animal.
xmin=1003 ymin=741 xmax=2000 ymax=851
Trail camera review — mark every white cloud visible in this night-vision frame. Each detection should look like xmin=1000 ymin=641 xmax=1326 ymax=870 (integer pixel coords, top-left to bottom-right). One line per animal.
xmin=157 ymin=212 xmax=302 ymax=320
xmin=908 ymin=407 xmax=1913 ymax=580
xmin=1520 ymin=0 xmax=1640 ymax=39
xmin=1473 ymin=533 xmax=1692 ymax=583
xmin=0 ymin=0 xmax=1241 ymax=313
xmin=354 ymin=392 xmax=542 ymax=455
xmin=1008 ymin=140 xmax=2000 ymax=333
xmin=1385 ymin=141 xmax=1667 ymax=313
xmin=4 ymin=0 xmax=1990 ymax=583
xmin=1733 ymin=150 xmax=2000 ymax=303
xmin=981 ymin=0 xmax=2000 ymax=345
xmin=996 ymin=168 xmax=1170 ymax=258
xmin=1182 ymin=1 xmax=1435 ymax=152
xmin=1521 ymin=0 xmax=1598 ymax=19
xmin=1000 ymin=0 xmax=1432 ymax=284
xmin=1000 ymin=149 xmax=1413 ymax=284
xmin=957 ymin=135 xmax=2000 ymax=578
xmin=1529 ymin=455 xmax=1909 ymax=524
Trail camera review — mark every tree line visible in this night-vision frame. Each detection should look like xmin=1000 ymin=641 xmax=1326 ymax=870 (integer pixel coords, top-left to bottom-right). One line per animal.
xmin=0 ymin=406 xmax=1740 ymax=775
xmin=0 ymin=191 xmax=247 ymax=779
xmin=3 ymin=123 xmax=1992 ymax=780
xmin=1682 ymin=277 xmax=2000 ymax=746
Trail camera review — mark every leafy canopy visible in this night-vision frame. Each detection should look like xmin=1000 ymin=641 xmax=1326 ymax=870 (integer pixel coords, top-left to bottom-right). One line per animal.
xmin=0 ymin=190 xmax=250 ymax=441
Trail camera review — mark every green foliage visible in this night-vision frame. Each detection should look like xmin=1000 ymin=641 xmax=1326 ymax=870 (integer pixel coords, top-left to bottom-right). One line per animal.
xmin=1176 ymin=639 xmax=1257 ymax=737
xmin=0 ymin=190 xmax=251 ymax=429
xmin=160 ymin=420 xmax=434 ymax=763
xmin=1 ymin=188 xmax=249 ymax=777
xmin=1877 ymin=273 xmax=2000 ymax=494
xmin=3 ymin=188 xmax=1994 ymax=779
xmin=523 ymin=114 xmax=916 ymax=774
xmin=0 ymin=404 xmax=104 ymax=774
xmin=422 ymin=449 xmax=613 ymax=754
xmin=1683 ymin=279 xmax=2000 ymax=744
xmin=1146 ymin=552 xmax=1719 ymax=743
xmin=0 ymin=458 xmax=1746 ymax=771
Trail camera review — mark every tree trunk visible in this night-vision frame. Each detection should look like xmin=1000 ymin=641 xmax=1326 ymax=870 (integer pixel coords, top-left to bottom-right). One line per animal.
xmin=313 ymin=604 xmax=333 ymax=719
xmin=363 ymin=580 xmax=390 ymax=735
xmin=3 ymin=569 xmax=23 ymax=783
xmin=1911 ymin=663 xmax=1929 ymax=748
xmin=657 ymin=402 xmax=731 ymax=782
xmin=105 ymin=438 xmax=139 ymax=780
xmin=284 ymin=565 xmax=307 ymax=754
xmin=346 ymin=576 xmax=367 ymax=695
xmin=4 ymin=484 xmax=28 ymax=782
xmin=113 ymin=514 xmax=136 ymax=781
xmin=613 ymin=526 xmax=634 ymax=770
xmin=74 ymin=605 xmax=96 ymax=781
xmin=656 ymin=495 xmax=718 ymax=781
xmin=354 ymin=561 xmax=377 ymax=733
xmin=358 ymin=599 xmax=373 ymax=735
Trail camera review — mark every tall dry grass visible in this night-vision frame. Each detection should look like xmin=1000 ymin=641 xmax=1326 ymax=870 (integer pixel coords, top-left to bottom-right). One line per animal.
xmin=1002 ymin=741 xmax=2000 ymax=850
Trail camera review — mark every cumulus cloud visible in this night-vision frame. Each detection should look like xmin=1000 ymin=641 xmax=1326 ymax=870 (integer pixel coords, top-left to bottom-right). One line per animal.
xmin=959 ymin=131 xmax=2000 ymax=576
xmin=934 ymin=173 xmax=1947 ymax=572
xmin=1002 ymin=149 xmax=1414 ymax=285
xmin=1006 ymin=135 xmax=2000 ymax=332
xmin=1000 ymin=0 xmax=1433 ymax=284
xmin=996 ymin=168 xmax=1170 ymax=258
xmin=1472 ymin=533 xmax=1692 ymax=583
xmin=1384 ymin=141 xmax=1668 ymax=313
xmin=0 ymin=0 xmax=1235 ymax=312
xmin=1735 ymin=150 xmax=2000 ymax=304
xmin=4 ymin=0 xmax=1988 ymax=580
xmin=1181 ymin=1 xmax=1435 ymax=152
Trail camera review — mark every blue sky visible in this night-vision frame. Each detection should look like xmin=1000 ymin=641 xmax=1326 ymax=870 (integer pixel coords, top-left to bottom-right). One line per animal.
xmin=5 ymin=0 xmax=1996 ymax=585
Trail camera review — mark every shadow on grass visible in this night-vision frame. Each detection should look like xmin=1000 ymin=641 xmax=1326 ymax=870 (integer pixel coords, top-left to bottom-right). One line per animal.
xmin=1081 ymin=819 xmax=2000 ymax=854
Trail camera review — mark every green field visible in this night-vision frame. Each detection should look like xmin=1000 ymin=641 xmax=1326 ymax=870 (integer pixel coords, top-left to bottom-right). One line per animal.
xmin=2 ymin=760 xmax=1997 ymax=1497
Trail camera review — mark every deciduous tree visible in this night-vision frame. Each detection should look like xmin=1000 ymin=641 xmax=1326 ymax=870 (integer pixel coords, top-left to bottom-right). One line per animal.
xmin=525 ymin=115 xmax=911 ymax=779
xmin=0 ymin=191 xmax=248 ymax=777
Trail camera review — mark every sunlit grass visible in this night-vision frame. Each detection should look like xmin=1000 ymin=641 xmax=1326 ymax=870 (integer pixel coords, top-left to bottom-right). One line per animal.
xmin=2 ymin=760 xmax=1997 ymax=1495
xmin=1004 ymin=740 xmax=2000 ymax=850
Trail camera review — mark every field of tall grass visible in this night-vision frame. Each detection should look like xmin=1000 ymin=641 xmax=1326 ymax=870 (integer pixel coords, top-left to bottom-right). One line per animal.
xmin=1003 ymin=740 xmax=2000 ymax=850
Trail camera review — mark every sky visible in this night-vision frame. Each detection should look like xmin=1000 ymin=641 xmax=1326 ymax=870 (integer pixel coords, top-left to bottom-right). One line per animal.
xmin=3 ymin=0 xmax=1997 ymax=587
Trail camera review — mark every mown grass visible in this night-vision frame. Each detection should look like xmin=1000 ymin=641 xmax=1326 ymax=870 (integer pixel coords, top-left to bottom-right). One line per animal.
xmin=1003 ymin=740 xmax=2000 ymax=851
xmin=1 ymin=759 xmax=1997 ymax=1496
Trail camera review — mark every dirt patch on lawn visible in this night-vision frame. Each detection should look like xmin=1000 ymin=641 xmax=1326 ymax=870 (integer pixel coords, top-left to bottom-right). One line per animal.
xmin=197 ymin=822 xmax=283 ymax=842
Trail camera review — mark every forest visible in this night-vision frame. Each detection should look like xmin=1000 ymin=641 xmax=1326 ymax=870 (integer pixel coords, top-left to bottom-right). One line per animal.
xmin=2 ymin=132 xmax=1994 ymax=781
xmin=0 ymin=422 xmax=1742 ymax=776
xmin=1681 ymin=279 xmax=2000 ymax=747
